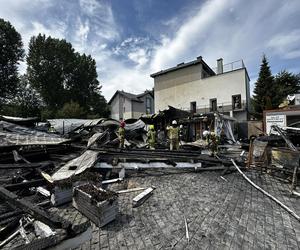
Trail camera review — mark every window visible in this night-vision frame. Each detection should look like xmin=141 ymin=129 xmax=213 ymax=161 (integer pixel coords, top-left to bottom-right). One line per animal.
xmin=232 ymin=95 xmax=242 ymax=110
xmin=210 ymin=98 xmax=217 ymax=112
xmin=146 ymin=97 xmax=152 ymax=114
xmin=190 ymin=101 xmax=196 ymax=114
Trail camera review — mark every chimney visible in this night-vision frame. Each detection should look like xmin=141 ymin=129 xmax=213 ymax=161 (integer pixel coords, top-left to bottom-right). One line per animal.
xmin=217 ymin=58 xmax=223 ymax=74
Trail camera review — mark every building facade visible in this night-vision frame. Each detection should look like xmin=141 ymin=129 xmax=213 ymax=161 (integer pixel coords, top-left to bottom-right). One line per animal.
xmin=108 ymin=90 xmax=154 ymax=120
xmin=151 ymin=56 xmax=250 ymax=122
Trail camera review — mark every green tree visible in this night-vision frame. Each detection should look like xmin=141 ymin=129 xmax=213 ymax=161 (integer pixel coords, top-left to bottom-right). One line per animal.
xmin=88 ymin=91 xmax=110 ymax=118
xmin=27 ymin=34 xmax=75 ymax=110
xmin=56 ymin=101 xmax=85 ymax=118
xmin=14 ymin=75 xmax=43 ymax=117
xmin=69 ymin=53 xmax=100 ymax=111
xmin=274 ymin=70 xmax=300 ymax=104
xmin=0 ymin=18 xmax=24 ymax=105
xmin=253 ymin=55 xmax=276 ymax=117
xmin=1 ymin=75 xmax=42 ymax=117
xmin=27 ymin=34 xmax=109 ymax=118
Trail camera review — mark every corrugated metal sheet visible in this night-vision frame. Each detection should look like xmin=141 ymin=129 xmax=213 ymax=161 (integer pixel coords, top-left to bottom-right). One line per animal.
xmin=0 ymin=121 xmax=69 ymax=147
xmin=51 ymin=150 xmax=99 ymax=181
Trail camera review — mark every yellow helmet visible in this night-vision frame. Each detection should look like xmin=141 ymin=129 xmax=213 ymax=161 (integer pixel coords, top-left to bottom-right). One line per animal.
xmin=149 ymin=125 xmax=154 ymax=130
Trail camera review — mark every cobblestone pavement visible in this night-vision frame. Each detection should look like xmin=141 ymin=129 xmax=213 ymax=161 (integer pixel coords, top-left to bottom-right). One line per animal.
xmin=75 ymin=170 xmax=300 ymax=250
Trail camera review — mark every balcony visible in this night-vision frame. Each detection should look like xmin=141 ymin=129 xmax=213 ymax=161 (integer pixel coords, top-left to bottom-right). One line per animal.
xmin=181 ymin=100 xmax=247 ymax=114
xmin=212 ymin=59 xmax=245 ymax=74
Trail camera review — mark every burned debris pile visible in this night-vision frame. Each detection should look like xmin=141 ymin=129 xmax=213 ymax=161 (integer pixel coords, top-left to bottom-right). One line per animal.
xmin=0 ymin=113 xmax=299 ymax=249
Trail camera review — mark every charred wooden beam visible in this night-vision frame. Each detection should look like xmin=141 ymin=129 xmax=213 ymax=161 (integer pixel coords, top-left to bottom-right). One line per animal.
xmin=0 ymin=187 xmax=71 ymax=229
xmin=0 ymin=216 xmax=22 ymax=241
xmin=271 ymin=125 xmax=299 ymax=191
xmin=4 ymin=179 xmax=46 ymax=191
xmin=0 ymin=210 xmax=23 ymax=222
xmin=0 ymin=161 xmax=54 ymax=169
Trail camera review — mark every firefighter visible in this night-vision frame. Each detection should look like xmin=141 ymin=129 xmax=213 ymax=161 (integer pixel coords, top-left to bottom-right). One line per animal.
xmin=118 ymin=120 xmax=125 ymax=148
xmin=209 ymin=132 xmax=219 ymax=156
xmin=147 ymin=125 xmax=156 ymax=150
xmin=179 ymin=124 xmax=184 ymax=143
xmin=168 ymin=120 xmax=179 ymax=150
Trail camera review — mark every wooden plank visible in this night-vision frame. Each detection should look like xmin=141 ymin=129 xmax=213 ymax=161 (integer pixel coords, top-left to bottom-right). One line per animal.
xmin=117 ymin=187 xmax=146 ymax=194
xmin=0 ymin=161 xmax=53 ymax=169
xmin=0 ymin=187 xmax=70 ymax=229
xmin=133 ymin=187 xmax=154 ymax=207
xmin=4 ymin=179 xmax=46 ymax=191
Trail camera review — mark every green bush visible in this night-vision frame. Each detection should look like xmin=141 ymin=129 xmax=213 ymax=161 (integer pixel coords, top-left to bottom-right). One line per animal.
xmin=56 ymin=101 xmax=86 ymax=118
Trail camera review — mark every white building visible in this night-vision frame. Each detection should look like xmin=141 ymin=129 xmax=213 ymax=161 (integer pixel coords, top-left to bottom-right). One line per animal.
xmin=108 ymin=90 xmax=154 ymax=120
xmin=151 ymin=56 xmax=250 ymax=122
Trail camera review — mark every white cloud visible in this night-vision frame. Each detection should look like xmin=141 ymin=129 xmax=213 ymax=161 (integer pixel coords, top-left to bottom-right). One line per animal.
xmin=79 ymin=0 xmax=119 ymax=41
xmin=31 ymin=21 xmax=66 ymax=40
xmin=267 ymin=29 xmax=300 ymax=59
xmin=111 ymin=37 xmax=154 ymax=69
xmin=128 ymin=48 xmax=149 ymax=68
xmin=149 ymin=0 xmax=300 ymax=94
xmin=77 ymin=19 xmax=90 ymax=41
xmin=1 ymin=0 xmax=300 ymax=101
xmin=101 ymin=60 xmax=152 ymax=101
xmin=151 ymin=0 xmax=231 ymax=72
xmin=79 ymin=0 xmax=100 ymax=14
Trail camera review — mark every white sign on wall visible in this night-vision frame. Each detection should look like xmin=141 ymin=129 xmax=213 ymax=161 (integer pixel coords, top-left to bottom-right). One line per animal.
xmin=266 ymin=115 xmax=286 ymax=134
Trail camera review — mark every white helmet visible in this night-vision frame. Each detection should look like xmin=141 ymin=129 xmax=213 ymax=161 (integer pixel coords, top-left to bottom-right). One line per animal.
xmin=203 ymin=130 xmax=209 ymax=137
xmin=172 ymin=120 xmax=177 ymax=125
xmin=179 ymin=124 xmax=183 ymax=129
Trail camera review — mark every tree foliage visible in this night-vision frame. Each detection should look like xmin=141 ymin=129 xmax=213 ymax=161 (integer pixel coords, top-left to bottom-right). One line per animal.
xmin=252 ymin=55 xmax=300 ymax=118
xmin=14 ymin=75 xmax=43 ymax=117
xmin=2 ymin=75 xmax=43 ymax=117
xmin=27 ymin=34 xmax=109 ymax=118
xmin=56 ymin=101 xmax=85 ymax=118
xmin=252 ymin=55 xmax=276 ymax=117
xmin=274 ymin=70 xmax=300 ymax=104
xmin=0 ymin=18 xmax=24 ymax=103
xmin=27 ymin=34 xmax=75 ymax=110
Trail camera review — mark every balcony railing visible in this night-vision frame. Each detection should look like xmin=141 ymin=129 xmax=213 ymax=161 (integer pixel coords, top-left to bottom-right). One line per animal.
xmin=212 ymin=59 xmax=245 ymax=74
xmin=181 ymin=100 xmax=247 ymax=114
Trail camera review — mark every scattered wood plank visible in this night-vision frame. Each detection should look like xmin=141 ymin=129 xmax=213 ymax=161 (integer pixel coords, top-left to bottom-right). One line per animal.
xmin=0 ymin=187 xmax=70 ymax=229
xmin=0 ymin=217 xmax=34 ymax=248
xmin=36 ymin=187 xmax=51 ymax=197
xmin=102 ymin=178 xmax=122 ymax=184
xmin=292 ymin=190 xmax=300 ymax=197
xmin=184 ymin=215 xmax=189 ymax=243
xmin=4 ymin=179 xmax=46 ymax=191
xmin=117 ymin=187 xmax=146 ymax=194
xmin=231 ymin=159 xmax=300 ymax=222
xmin=272 ymin=125 xmax=299 ymax=191
xmin=0 ymin=162 xmax=53 ymax=169
xmin=220 ymin=176 xmax=228 ymax=182
xmin=133 ymin=187 xmax=154 ymax=207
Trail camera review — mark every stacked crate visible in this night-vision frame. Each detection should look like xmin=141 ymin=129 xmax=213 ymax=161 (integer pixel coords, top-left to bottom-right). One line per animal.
xmin=73 ymin=185 xmax=118 ymax=227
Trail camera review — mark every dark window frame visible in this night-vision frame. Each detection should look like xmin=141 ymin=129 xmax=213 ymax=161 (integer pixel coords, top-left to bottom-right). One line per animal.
xmin=190 ymin=101 xmax=196 ymax=114
xmin=210 ymin=98 xmax=217 ymax=112
xmin=232 ymin=94 xmax=242 ymax=110
xmin=146 ymin=97 xmax=152 ymax=114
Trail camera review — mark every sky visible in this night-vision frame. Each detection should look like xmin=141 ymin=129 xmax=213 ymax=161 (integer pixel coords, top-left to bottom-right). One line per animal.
xmin=0 ymin=0 xmax=300 ymax=101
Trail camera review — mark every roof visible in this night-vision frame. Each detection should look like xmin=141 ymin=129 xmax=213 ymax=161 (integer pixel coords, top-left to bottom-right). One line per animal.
xmin=0 ymin=115 xmax=39 ymax=126
xmin=150 ymin=56 xmax=216 ymax=78
xmin=108 ymin=90 xmax=153 ymax=105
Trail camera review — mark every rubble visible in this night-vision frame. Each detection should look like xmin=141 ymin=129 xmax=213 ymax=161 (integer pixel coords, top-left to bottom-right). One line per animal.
xmin=0 ymin=114 xmax=299 ymax=249
xmin=73 ymin=184 xmax=118 ymax=227
xmin=132 ymin=187 xmax=154 ymax=207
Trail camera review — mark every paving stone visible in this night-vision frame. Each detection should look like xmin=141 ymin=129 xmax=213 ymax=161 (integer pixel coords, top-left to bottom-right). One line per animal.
xmin=74 ymin=170 xmax=300 ymax=250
